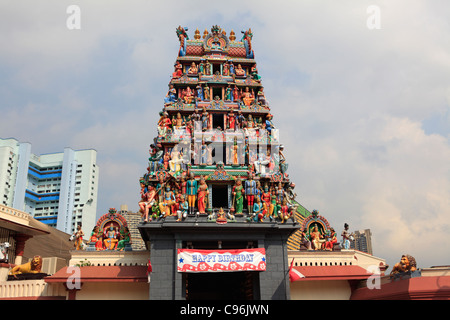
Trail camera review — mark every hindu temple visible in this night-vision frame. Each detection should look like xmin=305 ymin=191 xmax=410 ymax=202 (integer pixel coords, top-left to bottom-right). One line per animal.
xmin=2 ymin=24 xmax=450 ymax=302
xmin=137 ymin=25 xmax=302 ymax=300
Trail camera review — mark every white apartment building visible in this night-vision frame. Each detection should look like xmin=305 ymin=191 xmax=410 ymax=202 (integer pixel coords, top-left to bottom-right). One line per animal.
xmin=0 ymin=138 xmax=99 ymax=235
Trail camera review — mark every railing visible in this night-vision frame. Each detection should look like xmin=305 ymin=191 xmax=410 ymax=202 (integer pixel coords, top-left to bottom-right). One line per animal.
xmin=0 ymin=279 xmax=66 ymax=299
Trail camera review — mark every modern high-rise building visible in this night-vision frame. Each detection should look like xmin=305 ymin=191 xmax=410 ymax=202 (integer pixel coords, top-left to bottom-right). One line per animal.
xmin=0 ymin=138 xmax=99 ymax=235
xmin=351 ymin=229 xmax=373 ymax=255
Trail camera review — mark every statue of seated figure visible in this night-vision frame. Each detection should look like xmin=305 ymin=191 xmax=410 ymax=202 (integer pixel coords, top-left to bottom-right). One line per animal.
xmin=103 ymin=224 xmax=119 ymax=250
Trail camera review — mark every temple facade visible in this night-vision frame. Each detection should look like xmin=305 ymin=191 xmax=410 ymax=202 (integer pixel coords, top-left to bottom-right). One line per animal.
xmin=137 ymin=25 xmax=301 ymax=300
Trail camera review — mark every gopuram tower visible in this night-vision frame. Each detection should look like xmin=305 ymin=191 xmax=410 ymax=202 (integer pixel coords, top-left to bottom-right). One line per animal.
xmin=138 ymin=25 xmax=302 ymax=300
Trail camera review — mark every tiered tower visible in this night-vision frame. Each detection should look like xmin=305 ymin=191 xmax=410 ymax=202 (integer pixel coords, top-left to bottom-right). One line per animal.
xmin=140 ymin=25 xmax=300 ymax=224
xmin=137 ymin=25 xmax=303 ymax=300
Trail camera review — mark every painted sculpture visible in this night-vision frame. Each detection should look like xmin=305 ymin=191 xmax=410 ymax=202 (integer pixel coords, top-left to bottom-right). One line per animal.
xmin=299 ymin=210 xmax=340 ymax=251
xmin=390 ymin=254 xmax=417 ymax=276
xmin=9 ymin=255 xmax=43 ymax=278
xmin=86 ymin=208 xmax=132 ymax=251
xmin=138 ymin=25 xmax=303 ymax=225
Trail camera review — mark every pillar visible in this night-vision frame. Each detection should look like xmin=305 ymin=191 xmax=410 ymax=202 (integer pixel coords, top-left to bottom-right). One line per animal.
xmin=13 ymin=234 xmax=32 ymax=265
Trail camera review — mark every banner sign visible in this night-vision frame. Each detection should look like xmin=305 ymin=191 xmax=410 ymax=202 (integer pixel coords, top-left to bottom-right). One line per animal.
xmin=177 ymin=248 xmax=266 ymax=273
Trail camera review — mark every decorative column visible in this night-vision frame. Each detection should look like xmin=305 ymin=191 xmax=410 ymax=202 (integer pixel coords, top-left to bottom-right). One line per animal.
xmin=13 ymin=234 xmax=32 ymax=265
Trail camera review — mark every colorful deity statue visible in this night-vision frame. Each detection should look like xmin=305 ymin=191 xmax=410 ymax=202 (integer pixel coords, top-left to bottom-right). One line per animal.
xmin=183 ymin=86 xmax=195 ymax=104
xmin=117 ymin=227 xmax=131 ymax=251
xmin=186 ymin=172 xmax=198 ymax=215
xmin=197 ymin=176 xmax=209 ymax=215
xmin=176 ymin=26 xmax=189 ymax=56
xmin=172 ymin=61 xmax=183 ymax=79
xmin=164 ymin=84 xmax=177 ymax=105
xmin=157 ymin=112 xmax=172 ymax=137
xmin=251 ymin=64 xmax=261 ymax=82
xmin=232 ymin=178 xmax=244 ymax=215
xmin=176 ymin=194 xmax=189 ymax=221
xmin=139 ymin=184 xmax=157 ymax=223
xmin=103 ymin=223 xmax=119 ymax=250
xmin=241 ymin=87 xmax=254 ymax=106
xmin=89 ymin=226 xmax=103 ymax=250
xmin=196 ymin=84 xmax=204 ymax=101
xmin=235 ymin=64 xmax=246 ymax=77
xmin=245 ymin=173 xmax=257 ymax=215
xmin=159 ymin=185 xmax=176 ymax=218
xmin=310 ymin=224 xmax=326 ymax=250
xmin=188 ymin=62 xmax=198 ymax=74
xmin=324 ymin=228 xmax=337 ymax=251
xmin=72 ymin=224 xmax=84 ymax=250
xmin=341 ymin=223 xmax=353 ymax=249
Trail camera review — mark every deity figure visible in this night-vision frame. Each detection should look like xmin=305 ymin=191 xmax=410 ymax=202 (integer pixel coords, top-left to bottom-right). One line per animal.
xmin=103 ymin=224 xmax=119 ymax=250
xmin=149 ymin=144 xmax=164 ymax=175
xmin=251 ymin=64 xmax=261 ymax=81
xmin=172 ymin=61 xmax=183 ymax=79
xmin=139 ymin=185 xmax=157 ymax=223
xmin=156 ymin=176 xmax=166 ymax=202
xmin=188 ymin=62 xmax=198 ymax=74
xmin=176 ymin=26 xmax=189 ymax=56
xmin=159 ymin=185 xmax=176 ymax=218
xmin=169 ymin=146 xmax=183 ymax=174
xmin=117 ymin=227 xmax=130 ymax=251
xmin=324 ymin=228 xmax=337 ymax=251
xmin=232 ymin=85 xmax=240 ymax=102
xmin=176 ymin=195 xmax=189 ymax=222
xmin=227 ymin=110 xmax=236 ymax=131
xmin=223 ymin=61 xmax=230 ymax=76
xmin=157 ymin=112 xmax=172 ymax=137
xmin=270 ymin=189 xmax=278 ymax=219
xmin=260 ymin=185 xmax=272 ymax=219
xmin=279 ymin=145 xmax=288 ymax=175
xmin=229 ymin=61 xmax=235 ymax=74
xmin=310 ymin=225 xmax=326 ymax=250
xmin=241 ymin=87 xmax=254 ymax=106
xmin=232 ymin=178 xmax=244 ymax=215
xmin=276 ymin=182 xmax=284 ymax=205
xmin=279 ymin=199 xmax=291 ymax=223
xmin=196 ymin=84 xmax=204 ymax=101
xmin=253 ymin=197 xmax=265 ymax=222
xmin=225 ymin=85 xmax=232 ymax=101
xmin=341 ymin=223 xmax=353 ymax=250
xmin=265 ymin=114 xmax=275 ymax=135
xmin=205 ymin=60 xmax=212 ymax=75
xmin=183 ymin=86 xmax=194 ymax=104
xmin=201 ymin=107 xmax=209 ymax=131
xmin=72 ymin=224 xmax=84 ymax=250
xmin=197 ymin=176 xmax=209 ymax=215
xmin=200 ymin=139 xmax=208 ymax=165
xmin=173 ymin=112 xmax=184 ymax=129
xmin=198 ymin=60 xmax=205 ymax=74
xmin=89 ymin=226 xmax=103 ymax=251
xmin=179 ymin=175 xmax=187 ymax=195
xmin=245 ymin=173 xmax=257 ymax=215
xmin=229 ymin=138 xmax=239 ymax=166
xmin=203 ymin=83 xmax=210 ymax=100
xmin=257 ymin=87 xmax=267 ymax=106
xmin=254 ymin=149 xmax=272 ymax=175
xmin=186 ymin=172 xmax=198 ymax=215
xmin=235 ymin=64 xmax=246 ymax=77
xmin=234 ymin=111 xmax=243 ymax=131
xmin=300 ymin=228 xmax=312 ymax=250
xmin=164 ymin=84 xmax=177 ymax=105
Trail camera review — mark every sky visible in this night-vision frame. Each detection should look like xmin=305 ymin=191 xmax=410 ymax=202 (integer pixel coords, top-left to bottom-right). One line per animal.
xmin=1 ymin=0 xmax=449 ymax=271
